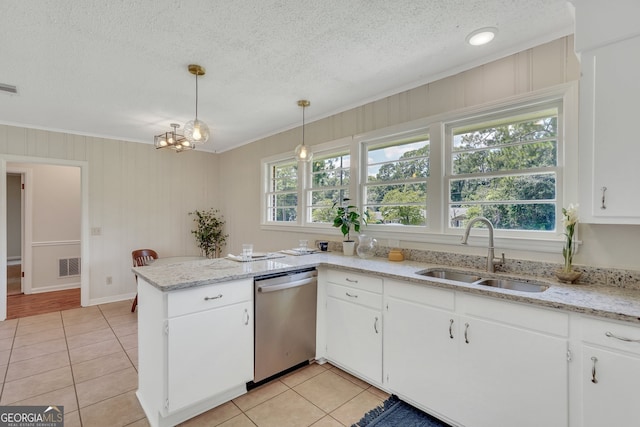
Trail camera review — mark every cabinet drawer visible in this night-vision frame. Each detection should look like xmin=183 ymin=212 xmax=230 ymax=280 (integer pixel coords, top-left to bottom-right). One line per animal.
xmin=581 ymin=316 xmax=640 ymax=355
xmin=385 ymin=279 xmax=455 ymax=311
xmin=168 ymin=279 xmax=253 ymax=318
xmin=327 ymin=283 xmax=382 ymax=310
xmin=458 ymin=293 xmax=569 ymax=337
xmin=326 ymin=269 xmax=383 ymax=293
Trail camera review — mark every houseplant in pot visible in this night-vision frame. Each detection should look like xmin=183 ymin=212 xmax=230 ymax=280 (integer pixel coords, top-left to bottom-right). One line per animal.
xmin=332 ymin=200 xmax=368 ymax=255
xmin=189 ymin=208 xmax=229 ymax=258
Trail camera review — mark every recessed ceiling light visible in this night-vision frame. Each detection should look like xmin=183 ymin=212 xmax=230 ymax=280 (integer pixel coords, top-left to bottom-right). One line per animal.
xmin=466 ymin=27 xmax=497 ymax=46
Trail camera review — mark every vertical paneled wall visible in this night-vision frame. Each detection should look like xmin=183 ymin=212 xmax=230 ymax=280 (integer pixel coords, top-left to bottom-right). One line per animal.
xmin=218 ymin=36 xmax=581 ymax=260
xmin=0 ymin=128 xmax=219 ymax=304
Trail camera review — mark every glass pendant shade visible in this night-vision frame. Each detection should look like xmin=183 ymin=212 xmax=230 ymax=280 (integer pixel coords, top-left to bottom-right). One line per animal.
xmin=184 ymin=119 xmax=210 ymax=143
xmin=295 ymin=143 xmax=313 ymax=162
xmin=294 ymin=99 xmax=312 ymax=162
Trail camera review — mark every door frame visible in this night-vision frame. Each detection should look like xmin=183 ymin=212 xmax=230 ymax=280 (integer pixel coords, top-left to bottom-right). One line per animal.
xmin=6 ymin=167 xmax=32 ymax=294
xmin=0 ymin=155 xmax=89 ymax=320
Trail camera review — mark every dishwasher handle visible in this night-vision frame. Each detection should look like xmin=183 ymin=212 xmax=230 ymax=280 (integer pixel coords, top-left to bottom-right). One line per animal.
xmin=257 ymin=277 xmax=316 ymax=293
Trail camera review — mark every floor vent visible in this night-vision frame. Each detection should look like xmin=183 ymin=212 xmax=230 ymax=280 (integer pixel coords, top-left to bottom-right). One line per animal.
xmin=59 ymin=257 xmax=81 ymax=277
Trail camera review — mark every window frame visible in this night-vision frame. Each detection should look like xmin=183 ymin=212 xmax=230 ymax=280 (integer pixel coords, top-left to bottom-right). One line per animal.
xmin=260 ymin=83 xmax=578 ymax=253
xmin=443 ymin=100 xmax=564 ymax=238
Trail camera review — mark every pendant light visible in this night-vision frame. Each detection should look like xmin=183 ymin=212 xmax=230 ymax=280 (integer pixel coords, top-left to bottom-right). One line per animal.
xmin=294 ymin=100 xmax=312 ymax=162
xmin=183 ymin=64 xmax=210 ymax=144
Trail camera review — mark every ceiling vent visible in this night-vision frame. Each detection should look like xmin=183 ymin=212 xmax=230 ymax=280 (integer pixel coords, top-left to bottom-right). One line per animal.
xmin=0 ymin=83 xmax=18 ymax=95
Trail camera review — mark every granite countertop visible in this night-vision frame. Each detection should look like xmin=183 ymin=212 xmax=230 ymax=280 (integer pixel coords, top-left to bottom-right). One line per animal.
xmin=133 ymin=253 xmax=640 ymax=324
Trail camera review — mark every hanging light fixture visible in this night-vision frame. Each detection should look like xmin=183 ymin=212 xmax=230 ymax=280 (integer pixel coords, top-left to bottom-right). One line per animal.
xmin=294 ymin=99 xmax=312 ymax=162
xmin=154 ymin=123 xmax=194 ymax=152
xmin=183 ymin=64 xmax=210 ymax=144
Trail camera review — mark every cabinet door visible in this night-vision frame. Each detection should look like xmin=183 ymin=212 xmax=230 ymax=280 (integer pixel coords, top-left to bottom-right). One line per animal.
xmin=458 ymin=317 xmax=568 ymax=427
xmin=580 ymin=35 xmax=640 ymax=222
xmin=581 ymin=345 xmax=640 ymax=427
xmin=166 ymin=301 xmax=253 ymax=413
xmin=384 ymin=296 xmax=458 ymax=418
xmin=326 ymin=296 xmax=382 ymax=383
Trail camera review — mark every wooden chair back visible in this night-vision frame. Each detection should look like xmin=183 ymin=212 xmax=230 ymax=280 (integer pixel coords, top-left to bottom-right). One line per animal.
xmin=132 ymin=249 xmax=158 ymax=268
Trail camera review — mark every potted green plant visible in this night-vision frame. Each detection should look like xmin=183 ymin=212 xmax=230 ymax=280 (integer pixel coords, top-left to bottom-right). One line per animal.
xmin=189 ymin=208 xmax=229 ymax=258
xmin=332 ymin=199 xmax=368 ymax=255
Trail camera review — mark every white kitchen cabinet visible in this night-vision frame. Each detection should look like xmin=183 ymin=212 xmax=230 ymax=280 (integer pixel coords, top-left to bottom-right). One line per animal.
xmin=457 ymin=293 xmax=569 ymax=427
xmin=324 ymin=269 xmax=383 ymax=385
xmin=137 ymin=278 xmax=253 ymax=427
xmin=384 ymin=279 xmax=458 ymax=422
xmin=578 ymin=34 xmax=640 ymax=223
xmin=578 ymin=316 xmax=640 ymax=427
xmin=384 ymin=281 xmax=569 ymax=427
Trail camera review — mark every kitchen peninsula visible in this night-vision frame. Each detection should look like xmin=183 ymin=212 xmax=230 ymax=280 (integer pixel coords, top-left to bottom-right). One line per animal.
xmin=133 ymin=253 xmax=640 ymax=427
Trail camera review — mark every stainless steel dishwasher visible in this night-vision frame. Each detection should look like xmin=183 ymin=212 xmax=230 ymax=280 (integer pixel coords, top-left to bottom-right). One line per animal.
xmin=253 ymin=268 xmax=317 ymax=383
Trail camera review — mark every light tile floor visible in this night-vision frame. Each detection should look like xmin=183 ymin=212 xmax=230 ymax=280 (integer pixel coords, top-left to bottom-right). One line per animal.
xmin=0 ymin=300 xmax=388 ymax=427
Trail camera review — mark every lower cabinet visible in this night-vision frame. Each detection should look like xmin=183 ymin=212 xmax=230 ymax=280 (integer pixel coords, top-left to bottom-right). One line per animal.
xmin=384 ymin=280 xmax=458 ymax=421
xmin=137 ymin=278 xmax=253 ymax=427
xmin=325 ymin=269 xmax=383 ymax=385
xmin=578 ymin=316 xmax=640 ymax=427
xmin=384 ymin=280 xmax=569 ymax=427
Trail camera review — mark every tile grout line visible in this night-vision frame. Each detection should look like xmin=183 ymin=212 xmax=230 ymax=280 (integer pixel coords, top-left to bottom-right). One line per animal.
xmin=62 ymin=309 xmax=84 ymax=427
xmin=0 ymin=319 xmax=19 ymax=405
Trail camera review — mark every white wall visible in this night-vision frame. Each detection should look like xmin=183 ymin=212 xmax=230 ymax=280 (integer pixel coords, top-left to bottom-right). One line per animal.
xmin=0 ymin=131 xmax=219 ymax=305
xmin=218 ymin=35 xmax=640 ymax=271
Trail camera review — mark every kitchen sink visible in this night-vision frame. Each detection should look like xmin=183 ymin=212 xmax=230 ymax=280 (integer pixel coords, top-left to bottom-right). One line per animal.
xmin=416 ymin=269 xmax=482 ymax=283
xmin=416 ymin=269 xmax=549 ymax=293
xmin=475 ymin=278 xmax=548 ymax=293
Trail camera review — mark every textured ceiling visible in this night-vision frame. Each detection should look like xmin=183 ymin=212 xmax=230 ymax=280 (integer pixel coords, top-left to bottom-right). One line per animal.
xmin=0 ymin=0 xmax=574 ymax=153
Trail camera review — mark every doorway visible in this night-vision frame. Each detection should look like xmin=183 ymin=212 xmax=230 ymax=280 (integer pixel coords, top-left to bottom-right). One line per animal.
xmin=2 ymin=157 xmax=88 ymax=321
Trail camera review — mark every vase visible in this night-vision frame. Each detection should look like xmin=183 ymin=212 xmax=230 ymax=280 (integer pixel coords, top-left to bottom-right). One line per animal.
xmin=342 ymin=240 xmax=356 ymax=256
xmin=356 ymin=234 xmax=377 ymax=259
xmin=554 ymin=269 xmax=582 ymax=284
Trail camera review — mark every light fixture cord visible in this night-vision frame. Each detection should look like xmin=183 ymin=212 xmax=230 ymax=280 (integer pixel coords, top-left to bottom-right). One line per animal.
xmin=195 ymin=73 xmax=199 ymax=120
xmin=302 ymin=105 xmax=306 ymax=147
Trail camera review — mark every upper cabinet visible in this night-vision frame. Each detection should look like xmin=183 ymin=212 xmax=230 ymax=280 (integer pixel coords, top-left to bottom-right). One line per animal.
xmin=573 ymin=0 xmax=640 ymax=223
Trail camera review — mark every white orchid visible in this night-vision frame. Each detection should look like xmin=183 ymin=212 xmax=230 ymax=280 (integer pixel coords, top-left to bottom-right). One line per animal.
xmin=561 ymin=204 xmax=579 ymax=272
xmin=562 ymin=203 xmax=579 ymax=228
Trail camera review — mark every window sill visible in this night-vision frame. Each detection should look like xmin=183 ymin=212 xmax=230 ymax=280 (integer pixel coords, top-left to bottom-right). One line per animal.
xmin=260 ymin=223 xmax=573 ymax=254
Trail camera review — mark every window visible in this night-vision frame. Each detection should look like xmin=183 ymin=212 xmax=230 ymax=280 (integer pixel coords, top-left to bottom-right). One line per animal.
xmin=265 ymin=160 xmax=298 ymax=223
xmin=307 ymin=151 xmax=350 ymax=224
xmin=446 ymin=105 xmax=559 ymax=232
xmin=363 ymin=133 xmax=430 ymax=226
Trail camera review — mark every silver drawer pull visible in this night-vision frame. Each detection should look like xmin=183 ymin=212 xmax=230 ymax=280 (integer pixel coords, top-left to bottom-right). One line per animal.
xmin=605 ymin=331 xmax=640 ymax=343
xmin=591 ymin=356 xmax=598 ymax=384
xmin=243 ymin=308 xmax=250 ymax=326
xmin=345 ymin=278 xmax=359 ymax=283
xmin=345 ymin=292 xmax=358 ymax=298
xmin=464 ymin=322 xmax=470 ymax=344
xmin=374 ymin=317 xmax=379 ymax=334
xmin=204 ymin=294 xmax=223 ymax=301
xmin=449 ymin=319 xmax=454 ymax=339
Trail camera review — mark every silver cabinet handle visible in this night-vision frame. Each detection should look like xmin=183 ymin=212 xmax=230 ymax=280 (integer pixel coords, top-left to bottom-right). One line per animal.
xmin=374 ymin=317 xmax=379 ymax=334
xmin=605 ymin=331 xmax=640 ymax=343
xmin=591 ymin=356 xmax=598 ymax=384
xmin=243 ymin=308 xmax=250 ymax=326
xmin=345 ymin=278 xmax=359 ymax=283
xmin=600 ymin=187 xmax=607 ymax=210
xmin=449 ymin=319 xmax=454 ymax=339
xmin=204 ymin=294 xmax=223 ymax=301
xmin=464 ymin=322 xmax=470 ymax=344
xmin=345 ymin=292 xmax=358 ymax=298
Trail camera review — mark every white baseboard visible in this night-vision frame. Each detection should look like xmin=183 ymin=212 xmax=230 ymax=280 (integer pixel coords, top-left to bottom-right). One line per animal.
xmin=30 ymin=283 xmax=81 ymax=294
xmin=87 ymin=292 xmax=136 ymax=307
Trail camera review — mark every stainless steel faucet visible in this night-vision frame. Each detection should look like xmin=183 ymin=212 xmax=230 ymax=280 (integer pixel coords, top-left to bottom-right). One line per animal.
xmin=461 ymin=216 xmax=505 ymax=272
